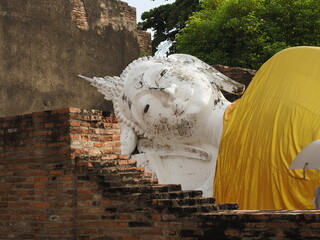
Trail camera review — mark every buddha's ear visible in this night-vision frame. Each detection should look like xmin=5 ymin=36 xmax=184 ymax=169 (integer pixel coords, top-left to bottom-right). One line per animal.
xmin=78 ymin=75 xmax=123 ymax=101
xmin=168 ymin=54 xmax=245 ymax=95
xmin=120 ymin=122 xmax=138 ymax=156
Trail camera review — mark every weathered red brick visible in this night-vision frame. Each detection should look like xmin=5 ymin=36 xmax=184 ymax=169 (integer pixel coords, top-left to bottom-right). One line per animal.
xmin=103 ymin=154 xmax=118 ymax=160
xmin=145 ymin=228 xmax=163 ymax=235
xmin=117 ymin=214 xmax=133 ymax=220
xmin=102 ymin=141 xmax=116 ymax=147
xmin=58 ymin=176 xmax=75 ymax=181
xmin=70 ymin=134 xmax=79 ymax=140
xmin=68 ymin=107 xmax=82 ymax=113
xmin=267 ymin=221 xmax=297 ymax=228
xmin=124 ymin=236 xmax=140 ymax=240
xmin=141 ymin=236 xmax=165 ymax=240
xmin=100 ymin=136 xmax=113 ymax=141
xmin=30 ymin=202 xmax=50 ymax=208
xmin=0 ymin=184 xmax=13 ymax=190
xmin=32 ymin=131 xmax=52 ymax=137
xmin=301 ymin=230 xmax=320 ymax=237
xmin=93 ymin=142 xmax=104 ymax=147
xmin=44 ymin=123 xmax=54 ymax=128
xmin=89 ymin=136 xmax=100 ymax=141
xmin=49 ymin=170 xmax=63 ymax=175
xmin=70 ymin=121 xmax=81 ymax=127
xmin=29 ymin=177 xmax=48 ymax=182
xmin=113 ymin=221 xmax=128 ymax=227
xmin=48 ymin=229 xmax=70 ymax=235
xmin=225 ymin=229 xmax=240 ymax=237
xmin=306 ymin=222 xmax=320 ymax=228
xmin=33 ymin=183 xmax=46 ymax=189
xmin=100 ymin=148 xmax=113 ymax=154
xmin=6 ymin=165 xmax=28 ymax=170
xmin=79 ymin=228 xmax=98 ymax=235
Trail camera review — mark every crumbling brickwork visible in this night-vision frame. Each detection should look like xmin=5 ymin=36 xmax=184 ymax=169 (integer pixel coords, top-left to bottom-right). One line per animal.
xmin=137 ymin=30 xmax=152 ymax=56
xmin=1 ymin=108 xmax=320 ymax=239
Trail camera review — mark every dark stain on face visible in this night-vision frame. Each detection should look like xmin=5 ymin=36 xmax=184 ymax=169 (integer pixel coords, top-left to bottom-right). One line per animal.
xmin=122 ymin=94 xmax=132 ymax=109
xmin=214 ymin=99 xmax=219 ymax=105
xmin=128 ymin=100 xmax=132 ymax=110
xmin=176 ymin=119 xmax=194 ymax=137
xmin=151 ymin=117 xmax=195 ymax=139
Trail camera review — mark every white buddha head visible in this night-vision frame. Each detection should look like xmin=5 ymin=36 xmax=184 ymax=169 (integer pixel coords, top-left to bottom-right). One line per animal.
xmin=80 ymin=54 xmax=245 ymax=153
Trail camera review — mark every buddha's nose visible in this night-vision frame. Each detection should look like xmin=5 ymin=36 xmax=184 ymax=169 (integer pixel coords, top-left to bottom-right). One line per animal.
xmin=158 ymin=84 xmax=176 ymax=107
xmin=162 ymin=84 xmax=177 ymax=100
xmin=149 ymin=84 xmax=178 ymax=107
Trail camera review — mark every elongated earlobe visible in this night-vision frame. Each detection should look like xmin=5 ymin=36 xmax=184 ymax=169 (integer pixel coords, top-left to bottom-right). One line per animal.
xmin=120 ymin=122 xmax=138 ymax=156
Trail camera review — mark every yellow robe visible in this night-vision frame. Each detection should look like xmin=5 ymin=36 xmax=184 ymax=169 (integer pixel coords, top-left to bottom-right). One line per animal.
xmin=215 ymin=46 xmax=320 ymax=209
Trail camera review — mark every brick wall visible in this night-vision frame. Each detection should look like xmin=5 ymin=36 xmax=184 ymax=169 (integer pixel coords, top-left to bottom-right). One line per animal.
xmin=1 ymin=108 xmax=320 ymax=239
xmin=199 ymin=210 xmax=320 ymax=239
xmin=0 ymin=109 xmax=76 ymax=238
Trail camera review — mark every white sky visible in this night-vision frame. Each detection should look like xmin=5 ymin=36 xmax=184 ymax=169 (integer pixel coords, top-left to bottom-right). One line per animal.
xmin=123 ymin=0 xmax=176 ymax=22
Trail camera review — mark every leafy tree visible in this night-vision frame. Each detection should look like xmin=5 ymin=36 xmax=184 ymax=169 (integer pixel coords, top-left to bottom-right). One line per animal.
xmin=139 ymin=0 xmax=201 ymax=54
xmin=176 ymin=0 xmax=320 ymax=69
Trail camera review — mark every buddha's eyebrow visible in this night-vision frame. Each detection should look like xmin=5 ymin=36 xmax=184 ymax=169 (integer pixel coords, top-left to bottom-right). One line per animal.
xmin=160 ymin=69 xmax=168 ymax=77
xmin=149 ymin=87 xmax=165 ymax=90
xmin=155 ymin=69 xmax=169 ymax=87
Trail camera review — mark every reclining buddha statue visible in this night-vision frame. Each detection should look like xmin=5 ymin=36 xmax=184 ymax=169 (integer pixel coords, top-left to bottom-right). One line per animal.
xmin=80 ymin=47 xmax=320 ymax=209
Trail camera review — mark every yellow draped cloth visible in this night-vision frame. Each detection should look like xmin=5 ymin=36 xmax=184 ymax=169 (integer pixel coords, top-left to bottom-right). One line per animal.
xmin=214 ymin=46 xmax=320 ymax=209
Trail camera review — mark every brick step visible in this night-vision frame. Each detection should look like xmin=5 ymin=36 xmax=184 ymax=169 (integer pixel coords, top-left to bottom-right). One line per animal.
xmin=101 ymin=167 xmax=152 ymax=179
xmin=103 ymin=184 xmax=182 ymax=195
xmin=137 ymin=190 xmax=204 ymax=200
xmin=101 ymin=164 xmax=140 ymax=172
xmin=169 ymin=204 xmax=219 ymax=216
xmin=119 ymin=176 xmax=158 ymax=184
xmin=104 ymin=177 xmax=158 ymax=186
xmin=159 ymin=190 xmax=203 ymax=199
xmin=98 ymin=172 xmax=143 ymax=180
xmin=104 ymin=190 xmax=203 ymax=202
xmin=98 ymin=169 xmax=157 ymax=185
xmin=98 ymin=167 xmax=153 ymax=178
xmin=112 ymin=171 xmax=152 ymax=178
xmin=98 ymin=175 xmax=158 ymax=188
xmin=103 ymin=166 xmax=145 ymax=174
xmin=147 ymin=197 xmax=216 ymax=208
xmin=100 ymin=159 xmax=137 ymax=168
xmin=216 ymin=203 xmax=239 ymax=210
xmin=102 ymin=175 xmax=157 ymax=182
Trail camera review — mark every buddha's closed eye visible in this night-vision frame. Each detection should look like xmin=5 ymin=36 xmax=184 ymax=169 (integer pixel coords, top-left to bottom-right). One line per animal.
xmin=144 ymin=104 xmax=150 ymax=113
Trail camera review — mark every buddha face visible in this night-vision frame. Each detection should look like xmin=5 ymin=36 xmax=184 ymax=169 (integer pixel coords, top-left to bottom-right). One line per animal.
xmin=80 ymin=54 xmax=245 ymax=146
xmin=118 ymin=61 xmax=223 ymax=141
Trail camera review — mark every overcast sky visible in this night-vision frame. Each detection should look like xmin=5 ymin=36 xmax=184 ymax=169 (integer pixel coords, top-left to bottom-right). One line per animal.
xmin=124 ymin=0 xmax=175 ymax=22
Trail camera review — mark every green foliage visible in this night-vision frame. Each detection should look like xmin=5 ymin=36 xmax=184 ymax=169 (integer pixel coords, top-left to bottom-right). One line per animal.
xmin=201 ymin=0 xmax=223 ymax=10
xmin=139 ymin=0 xmax=201 ymax=54
xmin=176 ymin=0 xmax=320 ymax=69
